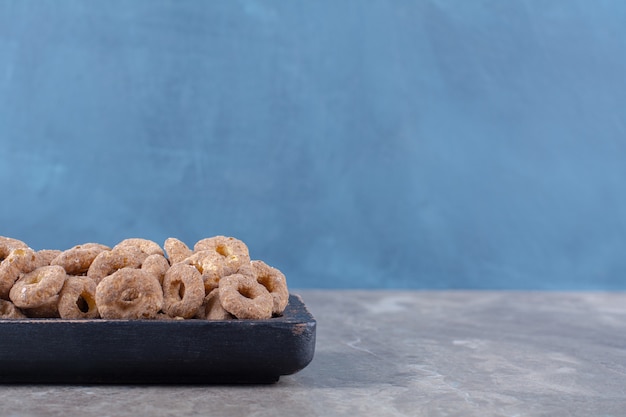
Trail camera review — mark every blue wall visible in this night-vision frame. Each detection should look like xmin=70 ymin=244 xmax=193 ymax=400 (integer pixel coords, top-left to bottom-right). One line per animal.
xmin=1 ymin=1 xmax=626 ymax=289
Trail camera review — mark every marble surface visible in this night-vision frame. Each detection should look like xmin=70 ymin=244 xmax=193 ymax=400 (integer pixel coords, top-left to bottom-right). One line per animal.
xmin=1 ymin=290 xmax=625 ymax=416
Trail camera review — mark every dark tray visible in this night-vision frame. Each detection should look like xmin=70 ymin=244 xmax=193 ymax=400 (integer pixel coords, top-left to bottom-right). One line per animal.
xmin=0 ymin=294 xmax=315 ymax=384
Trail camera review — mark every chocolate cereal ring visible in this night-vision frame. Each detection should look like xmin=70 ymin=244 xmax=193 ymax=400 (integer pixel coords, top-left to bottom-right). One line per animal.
xmin=115 ymin=238 xmax=164 ymax=256
xmin=141 ymin=254 xmax=170 ymax=285
xmin=96 ymin=268 xmax=163 ymax=319
xmin=0 ymin=299 xmax=26 ymax=319
xmin=87 ymin=246 xmax=148 ymax=284
xmin=250 ymin=260 xmax=289 ymax=316
xmin=51 ymin=243 xmax=110 ymax=275
xmin=164 ymin=237 xmax=192 ymax=264
xmin=0 ymin=248 xmax=37 ymax=300
xmin=162 ymin=263 xmax=204 ymax=319
xmin=193 ymin=236 xmax=250 ymax=275
xmin=196 ymin=289 xmax=234 ymax=320
xmin=218 ymin=274 xmax=272 ymax=319
xmin=58 ymin=276 xmax=99 ymax=319
xmin=34 ymin=249 xmax=63 ymax=268
xmin=9 ymin=265 xmax=67 ymax=309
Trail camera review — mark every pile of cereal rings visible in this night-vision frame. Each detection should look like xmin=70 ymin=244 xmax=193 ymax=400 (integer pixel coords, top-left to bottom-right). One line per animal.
xmin=0 ymin=236 xmax=289 ymax=320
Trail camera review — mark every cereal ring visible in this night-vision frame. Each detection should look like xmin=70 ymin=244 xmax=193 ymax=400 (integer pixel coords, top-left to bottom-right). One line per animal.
xmin=96 ymin=268 xmax=163 ymax=319
xmin=9 ymin=265 xmax=67 ymax=309
xmin=162 ymin=263 xmax=204 ymax=319
xmin=51 ymin=243 xmax=110 ymax=275
xmin=182 ymin=250 xmax=224 ymax=294
xmin=0 ymin=248 xmax=37 ymax=300
xmin=87 ymin=246 xmax=148 ymax=284
xmin=141 ymin=254 xmax=170 ymax=285
xmin=235 ymin=261 xmax=255 ymax=278
xmin=218 ymin=274 xmax=272 ymax=319
xmin=58 ymin=276 xmax=99 ymax=319
xmin=196 ymin=289 xmax=234 ymax=320
xmin=114 ymin=238 xmax=164 ymax=256
xmin=193 ymin=236 xmax=250 ymax=275
xmin=0 ymin=236 xmax=28 ymax=253
xmin=82 ymin=243 xmax=111 ymax=251
xmin=23 ymin=295 xmax=60 ymax=318
xmin=156 ymin=312 xmax=184 ymax=321
xmin=34 ymin=249 xmax=63 ymax=268
xmin=250 ymin=260 xmax=289 ymax=316
xmin=164 ymin=237 xmax=192 ymax=264
xmin=0 ymin=299 xmax=26 ymax=319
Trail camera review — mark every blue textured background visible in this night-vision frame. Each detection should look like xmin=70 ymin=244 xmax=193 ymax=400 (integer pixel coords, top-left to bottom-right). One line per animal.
xmin=1 ymin=1 xmax=625 ymax=289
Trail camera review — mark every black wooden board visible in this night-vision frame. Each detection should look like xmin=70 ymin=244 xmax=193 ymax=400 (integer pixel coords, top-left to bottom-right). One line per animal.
xmin=0 ymin=294 xmax=315 ymax=384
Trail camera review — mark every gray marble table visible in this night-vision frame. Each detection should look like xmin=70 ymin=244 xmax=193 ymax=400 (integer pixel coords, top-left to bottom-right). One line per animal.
xmin=1 ymin=290 xmax=625 ymax=417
